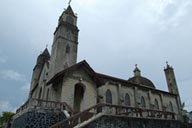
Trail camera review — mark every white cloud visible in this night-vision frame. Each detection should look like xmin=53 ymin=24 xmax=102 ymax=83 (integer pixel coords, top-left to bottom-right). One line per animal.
xmin=0 ymin=101 xmax=16 ymax=115
xmin=134 ymin=0 xmax=192 ymax=29
xmin=0 ymin=70 xmax=26 ymax=82
xmin=76 ymin=0 xmax=99 ymax=7
xmin=21 ymin=83 xmax=30 ymax=92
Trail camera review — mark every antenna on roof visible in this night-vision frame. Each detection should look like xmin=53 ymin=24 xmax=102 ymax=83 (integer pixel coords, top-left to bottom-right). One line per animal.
xmin=46 ymin=44 xmax=48 ymax=48
xmin=68 ymin=0 xmax=72 ymax=5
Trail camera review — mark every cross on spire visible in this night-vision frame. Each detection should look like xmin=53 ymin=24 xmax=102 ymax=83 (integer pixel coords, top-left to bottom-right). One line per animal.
xmin=166 ymin=61 xmax=170 ymax=67
xmin=165 ymin=61 xmax=172 ymax=69
xmin=68 ymin=0 xmax=72 ymax=5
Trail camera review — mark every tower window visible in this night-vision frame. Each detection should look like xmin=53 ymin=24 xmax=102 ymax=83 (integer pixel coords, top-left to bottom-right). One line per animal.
xmin=66 ymin=44 xmax=70 ymax=53
xmin=66 ymin=16 xmax=74 ymax=25
xmin=43 ymin=69 xmax=46 ymax=80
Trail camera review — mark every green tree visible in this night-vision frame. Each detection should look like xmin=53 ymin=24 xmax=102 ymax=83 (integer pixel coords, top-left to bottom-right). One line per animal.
xmin=0 ymin=112 xmax=15 ymax=127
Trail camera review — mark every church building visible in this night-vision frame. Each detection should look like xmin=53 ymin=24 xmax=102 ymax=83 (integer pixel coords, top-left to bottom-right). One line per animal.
xmin=13 ymin=5 xmax=184 ymax=128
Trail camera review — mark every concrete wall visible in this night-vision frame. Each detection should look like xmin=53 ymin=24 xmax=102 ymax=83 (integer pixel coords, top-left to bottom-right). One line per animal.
xmin=98 ymin=82 xmax=179 ymax=115
xmin=137 ymin=88 xmax=150 ymax=108
xmin=120 ymin=85 xmax=135 ymax=106
xmin=162 ymin=93 xmax=178 ymax=113
xmin=150 ymin=91 xmax=162 ymax=110
xmin=86 ymin=115 xmax=184 ymax=128
xmin=60 ymin=68 xmax=97 ymax=111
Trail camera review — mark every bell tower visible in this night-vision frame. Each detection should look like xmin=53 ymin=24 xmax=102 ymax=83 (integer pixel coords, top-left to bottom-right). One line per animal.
xmin=164 ymin=62 xmax=182 ymax=108
xmin=49 ymin=5 xmax=79 ymax=78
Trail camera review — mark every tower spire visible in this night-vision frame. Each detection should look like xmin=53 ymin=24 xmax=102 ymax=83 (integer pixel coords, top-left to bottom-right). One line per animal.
xmin=49 ymin=4 xmax=79 ymax=78
xmin=164 ymin=63 xmax=182 ymax=109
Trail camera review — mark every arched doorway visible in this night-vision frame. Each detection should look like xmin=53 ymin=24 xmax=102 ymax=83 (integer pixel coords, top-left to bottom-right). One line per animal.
xmin=74 ymin=84 xmax=85 ymax=112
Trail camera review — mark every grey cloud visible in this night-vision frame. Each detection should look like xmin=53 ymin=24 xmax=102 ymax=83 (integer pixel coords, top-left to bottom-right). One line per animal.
xmin=0 ymin=70 xmax=26 ymax=82
xmin=0 ymin=58 xmax=7 ymax=64
xmin=0 ymin=100 xmax=16 ymax=115
xmin=0 ymin=50 xmax=7 ymax=64
xmin=179 ymin=79 xmax=192 ymax=111
xmin=21 ymin=83 xmax=30 ymax=92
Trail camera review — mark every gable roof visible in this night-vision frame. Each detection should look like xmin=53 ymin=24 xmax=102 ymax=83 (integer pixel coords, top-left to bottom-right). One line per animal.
xmin=42 ymin=48 xmax=50 ymax=60
xmin=47 ymin=60 xmax=177 ymax=96
xmin=47 ymin=60 xmax=102 ymax=85
xmin=64 ymin=5 xmax=76 ymax=17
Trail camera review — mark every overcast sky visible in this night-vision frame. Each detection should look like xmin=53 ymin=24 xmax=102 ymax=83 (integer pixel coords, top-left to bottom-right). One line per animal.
xmin=0 ymin=0 xmax=192 ymax=114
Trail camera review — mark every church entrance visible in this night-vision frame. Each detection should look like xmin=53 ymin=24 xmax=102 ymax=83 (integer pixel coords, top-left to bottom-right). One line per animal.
xmin=74 ymin=84 xmax=84 ymax=112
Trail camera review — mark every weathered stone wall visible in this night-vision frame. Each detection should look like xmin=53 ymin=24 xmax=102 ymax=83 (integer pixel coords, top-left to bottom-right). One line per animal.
xmin=98 ymin=82 xmax=179 ymax=118
xmin=98 ymin=82 xmax=118 ymax=105
xmin=60 ymin=68 xmax=97 ymax=111
xmin=86 ymin=115 xmax=184 ymax=128
xmin=12 ymin=111 xmax=66 ymax=128
xmin=121 ymin=85 xmax=135 ymax=106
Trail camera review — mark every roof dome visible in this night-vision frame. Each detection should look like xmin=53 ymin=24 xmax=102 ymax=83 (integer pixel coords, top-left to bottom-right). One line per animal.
xmin=128 ymin=76 xmax=156 ymax=88
xmin=128 ymin=64 xmax=155 ymax=88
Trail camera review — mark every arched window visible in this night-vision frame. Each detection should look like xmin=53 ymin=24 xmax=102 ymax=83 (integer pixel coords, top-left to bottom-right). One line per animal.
xmin=125 ymin=93 xmax=131 ymax=106
xmin=46 ymin=88 xmax=49 ymax=100
xmin=106 ymin=89 xmax=112 ymax=104
xmin=154 ymin=99 xmax=159 ymax=110
xmin=169 ymin=83 xmax=173 ymax=93
xmin=38 ymin=87 xmax=42 ymax=99
xmin=169 ymin=101 xmax=174 ymax=112
xmin=141 ymin=96 xmax=146 ymax=108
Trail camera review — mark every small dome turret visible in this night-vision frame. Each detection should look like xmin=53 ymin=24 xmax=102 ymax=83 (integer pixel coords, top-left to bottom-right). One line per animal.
xmin=128 ymin=65 xmax=156 ymax=88
xmin=134 ymin=64 xmax=141 ymax=77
